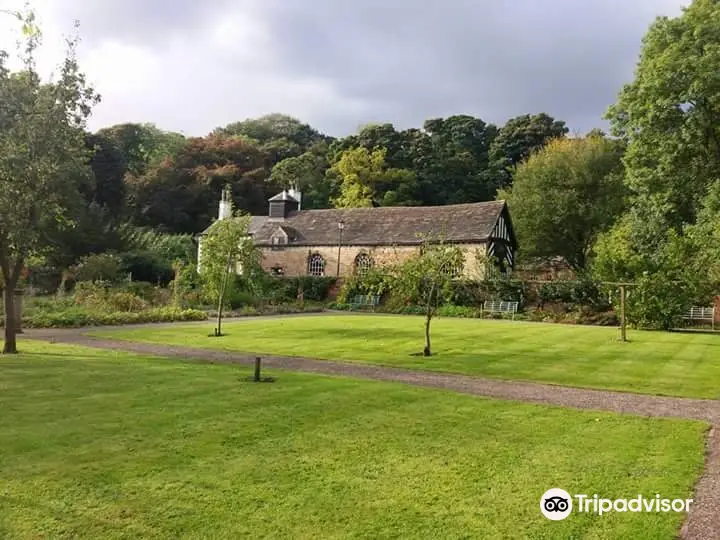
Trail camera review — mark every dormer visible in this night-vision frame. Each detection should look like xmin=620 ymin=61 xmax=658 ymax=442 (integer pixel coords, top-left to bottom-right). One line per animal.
xmin=270 ymin=226 xmax=289 ymax=249
xmin=268 ymin=190 xmax=299 ymax=219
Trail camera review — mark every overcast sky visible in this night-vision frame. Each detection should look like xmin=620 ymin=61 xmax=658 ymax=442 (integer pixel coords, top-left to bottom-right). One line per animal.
xmin=1 ymin=0 xmax=686 ymax=137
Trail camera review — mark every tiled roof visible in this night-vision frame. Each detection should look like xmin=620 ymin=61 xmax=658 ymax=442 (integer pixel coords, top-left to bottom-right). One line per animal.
xmin=248 ymin=201 xmax=507 ymax=247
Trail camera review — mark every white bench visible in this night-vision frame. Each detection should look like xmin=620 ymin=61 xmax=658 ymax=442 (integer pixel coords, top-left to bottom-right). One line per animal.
xmin=483 ymin=300 xmax=519 ymax=320
xmin=684 ymin=306 xmax=716 ymax=330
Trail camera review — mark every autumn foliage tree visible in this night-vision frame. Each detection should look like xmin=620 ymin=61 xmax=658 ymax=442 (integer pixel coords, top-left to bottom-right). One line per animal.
xmin=125 ymin=135 xmax=269 ymax=233
xmin=0 ymin=11 xmax=99 ymax=353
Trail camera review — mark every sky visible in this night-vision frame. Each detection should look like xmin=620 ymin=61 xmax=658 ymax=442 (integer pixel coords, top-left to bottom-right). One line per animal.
xmin=0 ymin=0 xmax=687 ymax=138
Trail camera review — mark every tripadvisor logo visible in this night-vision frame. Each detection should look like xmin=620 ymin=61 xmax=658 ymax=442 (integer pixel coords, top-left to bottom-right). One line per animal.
xmin=540 ymin=488 xmax=692 ymax=520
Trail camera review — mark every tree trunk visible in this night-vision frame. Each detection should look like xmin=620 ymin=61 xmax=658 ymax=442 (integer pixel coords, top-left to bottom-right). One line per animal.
xmin=423 ymin=314 xmax=432 ymax=357
xmin=215 ymin=250 xmax=234 ymax=337
xmin=423 ymin=283 xmax=436 ymax=357
xmin=3 ymin=286 xmax=18 ymax=354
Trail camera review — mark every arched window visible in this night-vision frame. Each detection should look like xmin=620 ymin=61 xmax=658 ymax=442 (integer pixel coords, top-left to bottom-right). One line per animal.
xmin=308 ymin=253 xmax=325 ymax=276
xmin=354 ymin=253 xmax=373 ymax=274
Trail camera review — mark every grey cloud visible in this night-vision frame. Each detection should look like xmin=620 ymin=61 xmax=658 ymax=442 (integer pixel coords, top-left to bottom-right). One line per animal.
xmin=256 ymin=0 xmax=685 ymax=133
xmin=43 ymin=0 xmax=686 ymax=136
xmin=46 ymin=0 xmax=236 ymax=46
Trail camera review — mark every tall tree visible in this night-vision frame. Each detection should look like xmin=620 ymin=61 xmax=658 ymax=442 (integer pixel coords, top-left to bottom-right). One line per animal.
xmin=215 ymin=113 xmax=331 ymax=167
xmin=0 ymin=11 xmax=99 ymax=352
xmin=270 ymin=151 xmax=333 ymax=209
xmin=499 ymin=136 xmax=626 ymax=271
xmin=125 ymin=134 xmax=268 ymax=233
xmin=329 ymin=147 xmax=418 ymax=208
xmin=96 ymin=123 xmax=185 ymax=177
xmin=85 ymin=132 xmax=127 ymax=215
xmin=606 ymin=0 xmax=720 ymax=229
xmin=489 ymin=113 xmax=568 ymax=188
xmin=421 ymin=115 xmax=499 ymax=204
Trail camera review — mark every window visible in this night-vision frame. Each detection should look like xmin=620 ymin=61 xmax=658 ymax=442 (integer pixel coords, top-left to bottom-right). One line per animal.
xmin=308 ymin=253 xmax=325 ymax=276
xmin=270 ymin=266 xmax=284 ymax=277
xmin=354 ymin=253 xmax=374 ymax=274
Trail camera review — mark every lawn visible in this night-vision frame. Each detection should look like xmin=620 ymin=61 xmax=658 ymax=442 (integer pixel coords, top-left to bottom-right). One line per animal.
xmin=0 ymin=341 xmax=707 ymax=539
xmin=94 ymin=315 xmax=720 ymax=399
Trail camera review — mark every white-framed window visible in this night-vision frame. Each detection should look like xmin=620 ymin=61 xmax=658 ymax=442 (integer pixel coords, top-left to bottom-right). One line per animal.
xmin=308 ymin=253 xmax=325 ymax=276
xmin=354 ymin=253 xmax=373 ymax=274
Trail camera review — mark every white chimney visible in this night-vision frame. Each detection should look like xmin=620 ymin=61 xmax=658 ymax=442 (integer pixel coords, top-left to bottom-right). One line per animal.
xmin=288 ymin=184 xmax=302 ymax=211
xmin=218 ymin=186 xmax=232 ymax=220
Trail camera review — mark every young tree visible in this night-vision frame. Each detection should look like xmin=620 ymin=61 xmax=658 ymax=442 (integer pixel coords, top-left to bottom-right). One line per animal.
xmin=499 ymin=136 xmax=626 ymax=271
xmin=0 ymin=10 xmax=99 ymax=353
xmin=199 ymin=203 xmax=260 ymax=336
xmin=392 ymin=236 xmax=464 ymax=356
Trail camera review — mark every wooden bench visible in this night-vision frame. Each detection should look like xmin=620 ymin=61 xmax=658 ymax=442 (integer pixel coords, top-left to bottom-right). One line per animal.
xmin=684 ymin=306 xmax=716 ymax=330
xmin=350 ymin=295 xmax=380 ymax=309
xmin=482 ymin=300 xmax=519 ymax=320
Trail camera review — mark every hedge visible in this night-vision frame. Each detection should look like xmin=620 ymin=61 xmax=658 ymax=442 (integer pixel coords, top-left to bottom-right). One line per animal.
xmin=4 ymin=307 xmax=208 ymax=329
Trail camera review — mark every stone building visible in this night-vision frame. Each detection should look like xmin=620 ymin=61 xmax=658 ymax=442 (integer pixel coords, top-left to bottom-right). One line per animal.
xmin=199 ymin=188 xmax=517 ymax=279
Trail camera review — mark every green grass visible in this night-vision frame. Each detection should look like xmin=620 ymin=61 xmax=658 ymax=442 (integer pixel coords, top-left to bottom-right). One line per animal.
xmin=94 ymin=315 xmax=720 ymax=399
xmin=0 ymin=341 xmax=707 ymax=539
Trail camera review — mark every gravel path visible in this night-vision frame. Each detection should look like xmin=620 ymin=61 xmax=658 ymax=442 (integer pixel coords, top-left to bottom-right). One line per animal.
xmin=25 ymin=327 xmax=720 ymax=539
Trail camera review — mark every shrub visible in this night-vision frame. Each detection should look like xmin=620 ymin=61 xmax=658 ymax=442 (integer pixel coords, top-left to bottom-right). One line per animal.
xmin=338 ymin=270 xmax=391 ymax=303
xmin=226 ymin=289 xmax=259 ymax=309
xmin=73 ymin=280 xmax=112 ymax=310
xmin=107 ymin=292 xmax=148 ymax=313
xmin=120 ymin=250 xmax=174 ymax=286
xmin=625 ymin=274 xmax=694 ymax=330
xmin=71 ymin=253 xmax=123 ymax=283
xmin=17 ymin=307 xmax=207 ymax=328
xmin=538 ymin=277 xmax=608 ymax=310
xmin=294 ymin=276 xmax=337 ymax=302
xmin=437 ymin=305 xmax=481 ymax=318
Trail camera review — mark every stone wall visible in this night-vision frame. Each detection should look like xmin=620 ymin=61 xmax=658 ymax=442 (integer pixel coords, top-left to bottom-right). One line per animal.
xmin=259 ymin=243 xmax=488 ymax=279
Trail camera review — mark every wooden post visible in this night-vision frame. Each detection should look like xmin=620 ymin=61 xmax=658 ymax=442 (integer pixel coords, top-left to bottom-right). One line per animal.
xmin=619 ymin=285 xmax=627 ymax=342
xmin=254 ymin=357 xmax=261 ymax=382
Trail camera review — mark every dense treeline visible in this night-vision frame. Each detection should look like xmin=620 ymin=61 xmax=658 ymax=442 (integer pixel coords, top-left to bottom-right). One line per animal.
xmin=83 ymin=112 xmax=571 ymax=235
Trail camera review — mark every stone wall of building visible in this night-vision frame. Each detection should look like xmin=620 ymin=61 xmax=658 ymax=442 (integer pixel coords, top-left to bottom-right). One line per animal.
xmin=259 ymin=242 xmax=488 ymax=279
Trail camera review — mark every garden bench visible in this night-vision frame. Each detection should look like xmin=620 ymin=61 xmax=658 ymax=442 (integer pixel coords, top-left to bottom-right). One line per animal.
xmin=683 ymin=306 xmax=716 ymax=331
xmin=350 ymin=295 xmax=380 ymax=309
xmin=482 ymin=300 xmax=519 ymax=320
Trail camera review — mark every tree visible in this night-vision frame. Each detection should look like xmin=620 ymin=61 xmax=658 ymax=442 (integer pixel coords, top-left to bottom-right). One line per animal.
xmin=125 ymin=134 xmax=268 ymax=233
xmin=607 ymin=0 xmax=720 ymax=229
xmin=420 ymin=115 xmax=499 ymax=204
xmin=392 ymin=236 xmax=464 ymax=356
xmin=499 ymin=136 xmax=626 ymax=271
xmin=489 ymin=113 xmax=568 ymax=188
xmin=330 ymin=147 xmax=418 ymax=208
xmin=593 ymin=0 xmax=720 ymax=328
xmin=0 ymin=11 xmax=99 ymax=353
xmin=270 ymin=151 xmax=333 ymax=209
xmin=199 ymin=204 xmax=260 ymax=337
xmin=96 ymin=123 xmax=186 ymax=177
xmin=215 ymin=113 xmax=331 ymax=168
xmin=85 ymin=132 xmax=127 ymax=214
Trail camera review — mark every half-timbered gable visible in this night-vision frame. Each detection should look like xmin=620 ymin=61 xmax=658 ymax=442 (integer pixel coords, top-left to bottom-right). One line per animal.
xmin=486 ymin=204 xmax=517 ymax=274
